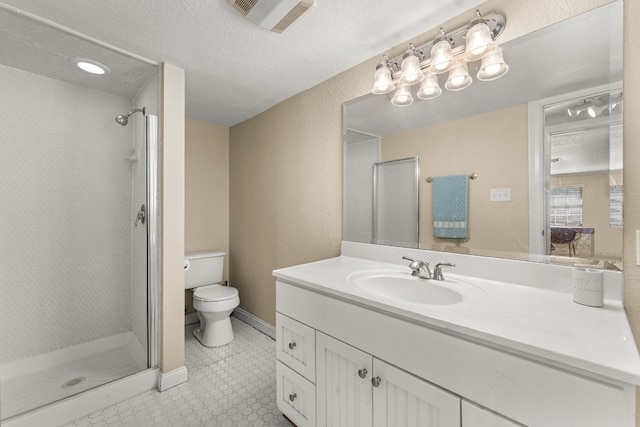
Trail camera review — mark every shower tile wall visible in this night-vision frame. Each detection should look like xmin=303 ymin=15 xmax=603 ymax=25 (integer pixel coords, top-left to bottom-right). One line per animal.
xmin=0 ymin=63 xmax=135 ymax=363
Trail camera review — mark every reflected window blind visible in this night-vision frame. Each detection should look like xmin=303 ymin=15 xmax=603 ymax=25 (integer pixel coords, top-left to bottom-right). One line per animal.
xmin=550 ymin=186 xmax=583 ymax=226
xmin=609 ymin=185 xmax=623 ymax=227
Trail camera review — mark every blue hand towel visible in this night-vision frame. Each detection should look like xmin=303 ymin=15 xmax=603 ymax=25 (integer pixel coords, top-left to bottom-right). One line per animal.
xmin=432 ymin=175 xmax=469 ymax=239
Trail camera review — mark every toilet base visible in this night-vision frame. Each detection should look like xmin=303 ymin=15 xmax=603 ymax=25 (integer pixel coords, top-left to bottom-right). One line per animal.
xmin=193 ymin=316 xmax=234 ymax=347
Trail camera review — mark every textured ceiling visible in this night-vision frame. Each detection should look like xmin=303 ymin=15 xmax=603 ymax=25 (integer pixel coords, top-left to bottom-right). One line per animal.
xmin=0 ymin=0 xmax=485 ymax=126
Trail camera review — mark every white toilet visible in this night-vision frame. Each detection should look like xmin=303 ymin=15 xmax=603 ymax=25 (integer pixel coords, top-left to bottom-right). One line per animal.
xmin=184 ymin=251 xmax=240 ymax=347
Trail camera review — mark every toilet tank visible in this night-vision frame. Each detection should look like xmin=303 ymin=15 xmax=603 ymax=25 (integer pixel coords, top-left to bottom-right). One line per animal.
xmin=184 ymin=251 xmax=225 ymax=289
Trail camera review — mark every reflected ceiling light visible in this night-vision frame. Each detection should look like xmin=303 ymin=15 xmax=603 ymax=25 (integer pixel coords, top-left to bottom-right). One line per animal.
xmin=73 ymin=58 xmax=110 ymax=75
xmin=370 ymin=10 xmax=506 ymax=107
xmin=445 ymin=61 xmax=472 ymax=91
xmin=567 ymin=100 xmax=592 ymax=117
xmin=587 ymin=101 xmax=607 ymax=118
xmin=391 ymin=85 xmax=414 ymax=107
xmin=417 ymin=71 xmax=442 ymax=100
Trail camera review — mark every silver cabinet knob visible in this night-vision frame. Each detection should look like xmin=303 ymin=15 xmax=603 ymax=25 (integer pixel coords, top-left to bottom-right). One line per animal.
xmin=288 ymin=342 xmax=296 ymax=350
xmin=358 ymin=368 xmax=368 ymax=379
xmin=289 ymin=393 xmax=297 ymax=402
xmin=371 ymin=376 xmax=381 ymax=387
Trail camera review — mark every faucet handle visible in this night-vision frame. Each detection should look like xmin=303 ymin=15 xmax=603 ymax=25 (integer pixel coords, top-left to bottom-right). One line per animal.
xmin=433 ymin=262 xmax=456 ymax=281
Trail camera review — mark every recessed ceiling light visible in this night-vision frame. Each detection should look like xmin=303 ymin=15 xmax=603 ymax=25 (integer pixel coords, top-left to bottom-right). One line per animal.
xmin=73 ymin=58 xmax=110 ymax=75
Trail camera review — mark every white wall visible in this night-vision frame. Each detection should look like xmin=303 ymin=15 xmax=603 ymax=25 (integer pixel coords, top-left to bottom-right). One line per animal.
xmin=0 ymin=64 xmax=134 ymax=363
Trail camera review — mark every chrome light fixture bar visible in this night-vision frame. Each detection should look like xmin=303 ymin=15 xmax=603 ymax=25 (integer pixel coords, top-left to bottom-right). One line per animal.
xmin=371 ymin=10 xmax=507 ymax=106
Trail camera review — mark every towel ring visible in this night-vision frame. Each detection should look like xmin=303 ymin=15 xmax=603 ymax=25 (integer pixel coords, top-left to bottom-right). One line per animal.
xmin=425 ymin=173 xmax=478 ymax=183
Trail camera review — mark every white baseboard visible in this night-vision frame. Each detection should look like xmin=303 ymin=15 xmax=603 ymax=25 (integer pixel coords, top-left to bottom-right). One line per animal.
xmin=232 ymin=307 xmax=275 ymax=340
xmin=157 ymin=366 xmax=188 ymax=391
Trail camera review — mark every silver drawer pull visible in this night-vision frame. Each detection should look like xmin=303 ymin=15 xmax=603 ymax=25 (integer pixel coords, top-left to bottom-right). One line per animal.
xmin=371 ymin=376 xmax=381 ymax=387
xmin=288 ymin=342 xmax=296 ymax=350
xmin=358 ymin=368 xmax=368 ymax=379
xmin=289 ymin=393 xmax=297 ymax=402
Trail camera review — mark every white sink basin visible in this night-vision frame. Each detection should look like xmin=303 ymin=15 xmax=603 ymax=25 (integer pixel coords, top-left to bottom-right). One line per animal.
xmin=347 ymin=270 xmax=486 ymax=306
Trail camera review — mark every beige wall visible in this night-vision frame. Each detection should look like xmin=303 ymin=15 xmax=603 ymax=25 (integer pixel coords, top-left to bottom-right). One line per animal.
xmin=382 ymin=104 xmax=529 ymax=255
xmin=161 ymin=63 xmax=185 ymax=374
xmin=184 ymin=118 xmax=230 ymax=313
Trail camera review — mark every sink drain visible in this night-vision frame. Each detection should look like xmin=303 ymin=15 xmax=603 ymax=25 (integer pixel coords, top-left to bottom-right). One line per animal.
xmin=62 ymin=377 xmax=86 ymax=389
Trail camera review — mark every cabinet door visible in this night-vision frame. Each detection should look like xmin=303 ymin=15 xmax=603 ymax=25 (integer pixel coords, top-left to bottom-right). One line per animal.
xmin=316 ymin=332 xmax=373 ymax=427
xmin=461 ymin=401 xmax=522 ymax=427
xmin=373 ymin=359 xmax=461 ymax=427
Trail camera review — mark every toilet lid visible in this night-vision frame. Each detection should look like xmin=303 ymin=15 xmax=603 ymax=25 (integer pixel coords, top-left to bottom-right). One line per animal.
xmin=194 ymin=284 xmax=238 ymax=302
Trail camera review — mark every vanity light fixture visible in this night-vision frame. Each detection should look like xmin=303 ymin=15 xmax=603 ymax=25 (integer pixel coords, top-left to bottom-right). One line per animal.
xmin=372 ymin=10 xmax=507 ymax=106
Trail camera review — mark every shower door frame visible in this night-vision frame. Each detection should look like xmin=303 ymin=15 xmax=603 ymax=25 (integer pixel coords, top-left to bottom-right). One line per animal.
xmin=146 ymin=114 xmax=161 ymax=369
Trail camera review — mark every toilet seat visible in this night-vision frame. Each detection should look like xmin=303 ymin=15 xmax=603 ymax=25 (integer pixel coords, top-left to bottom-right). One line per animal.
xmin=194 ymin=284 xmax=238 ymax=302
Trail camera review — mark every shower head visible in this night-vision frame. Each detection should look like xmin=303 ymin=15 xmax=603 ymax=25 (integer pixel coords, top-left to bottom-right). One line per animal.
xmin=115 ymin=107 xmax=146 ymax=126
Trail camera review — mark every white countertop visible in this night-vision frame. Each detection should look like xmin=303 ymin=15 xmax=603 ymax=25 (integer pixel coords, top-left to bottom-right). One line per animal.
xmin=273 ymin=255 xmax=640 ymax=386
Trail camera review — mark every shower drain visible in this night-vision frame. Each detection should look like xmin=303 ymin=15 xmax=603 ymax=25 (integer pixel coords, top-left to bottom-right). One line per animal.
xmin=61 ymin=377 xmax=86 ymax=389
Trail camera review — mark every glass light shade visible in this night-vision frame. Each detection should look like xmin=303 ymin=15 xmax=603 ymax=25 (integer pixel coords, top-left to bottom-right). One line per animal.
xmin=400 ymin=52 xmax=424 ymax=85
xmin=463 ymin=21 xmax=496 ymax=62
xmin=417 ymin=72 xmax=442 ymax=100
xmin=430 ymin=39 xmax=454 ymax=74
xmin=371 ymin=63 xmax=395 ymax=94
xmin=391 ymin=85 xmax=414 ymax=107
xmin=445 ymin=61 xmax=472 ymax=91
xmin=477 ymin=46 xmax=509 ymax=81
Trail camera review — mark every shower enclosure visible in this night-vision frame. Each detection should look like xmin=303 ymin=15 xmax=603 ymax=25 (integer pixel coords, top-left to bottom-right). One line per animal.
xmin=0 ymin=5 xmax=160 ymax=424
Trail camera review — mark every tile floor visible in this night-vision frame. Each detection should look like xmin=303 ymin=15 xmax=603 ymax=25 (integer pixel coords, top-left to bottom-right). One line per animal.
xmin=65 ymin=318 xmax=294 ymax=427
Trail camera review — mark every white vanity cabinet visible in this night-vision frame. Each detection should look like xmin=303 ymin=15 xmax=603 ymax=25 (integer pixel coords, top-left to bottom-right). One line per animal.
xmin=316 ymin=332 xmax=460 ymax=427
xmin=275 ymin=276 xmax=636 ymax=427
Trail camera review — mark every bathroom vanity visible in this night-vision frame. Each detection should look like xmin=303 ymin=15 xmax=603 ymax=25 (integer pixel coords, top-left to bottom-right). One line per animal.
xmin=273 ymin=242 xmax=640 ymax=427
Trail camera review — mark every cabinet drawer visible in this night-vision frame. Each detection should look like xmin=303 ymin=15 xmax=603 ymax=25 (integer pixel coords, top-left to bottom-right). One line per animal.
xmin=276 ymin=312 xmax=316 ymax=382
xmin=277 ymin=361 xmax=316 ymax=427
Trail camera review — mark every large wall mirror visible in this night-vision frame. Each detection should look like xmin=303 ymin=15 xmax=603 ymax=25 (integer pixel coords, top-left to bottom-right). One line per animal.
xmin=343 ymin=1 xmax=623 ymax=270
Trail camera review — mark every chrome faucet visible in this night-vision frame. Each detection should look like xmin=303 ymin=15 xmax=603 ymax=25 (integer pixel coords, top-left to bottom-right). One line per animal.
xmin=402 ymin=256 xmax=432 ymax=279
xmin=433 ymin=262 xmax=456 ymax=281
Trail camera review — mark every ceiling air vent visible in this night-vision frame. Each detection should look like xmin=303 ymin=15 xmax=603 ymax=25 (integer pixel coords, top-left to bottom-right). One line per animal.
xmin=227 ymin=0 xmax=316 ymax=33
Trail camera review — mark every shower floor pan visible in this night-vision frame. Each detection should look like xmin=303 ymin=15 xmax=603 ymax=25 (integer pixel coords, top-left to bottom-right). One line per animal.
xmin=1 ymin=332 xmax=146 ymax=421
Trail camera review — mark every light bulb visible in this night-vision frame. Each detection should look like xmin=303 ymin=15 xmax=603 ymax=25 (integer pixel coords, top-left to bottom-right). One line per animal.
xmin=430 ymin=34 xmax=454 ymax=74
xmin=400 ymin=52 xmax=424 ymax=85
xmin=391 ymin=85 xmax=413 ymax=107
xmin=464 ymin=21 xmax=496 ymax=62
xmin=477 ymin=46 xmax=508 ymax=81
xmin=417 ymin=72 xmax=442 ymax=100
xmin=445 ymin=61 xmax=472 ymax=91
xmin=371 ymin=58 xmax=395 ymax=95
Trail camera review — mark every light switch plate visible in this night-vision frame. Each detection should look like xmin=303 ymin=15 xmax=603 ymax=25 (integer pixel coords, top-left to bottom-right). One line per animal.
xmin=490 ymin=188 xmax=511 ymax=202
